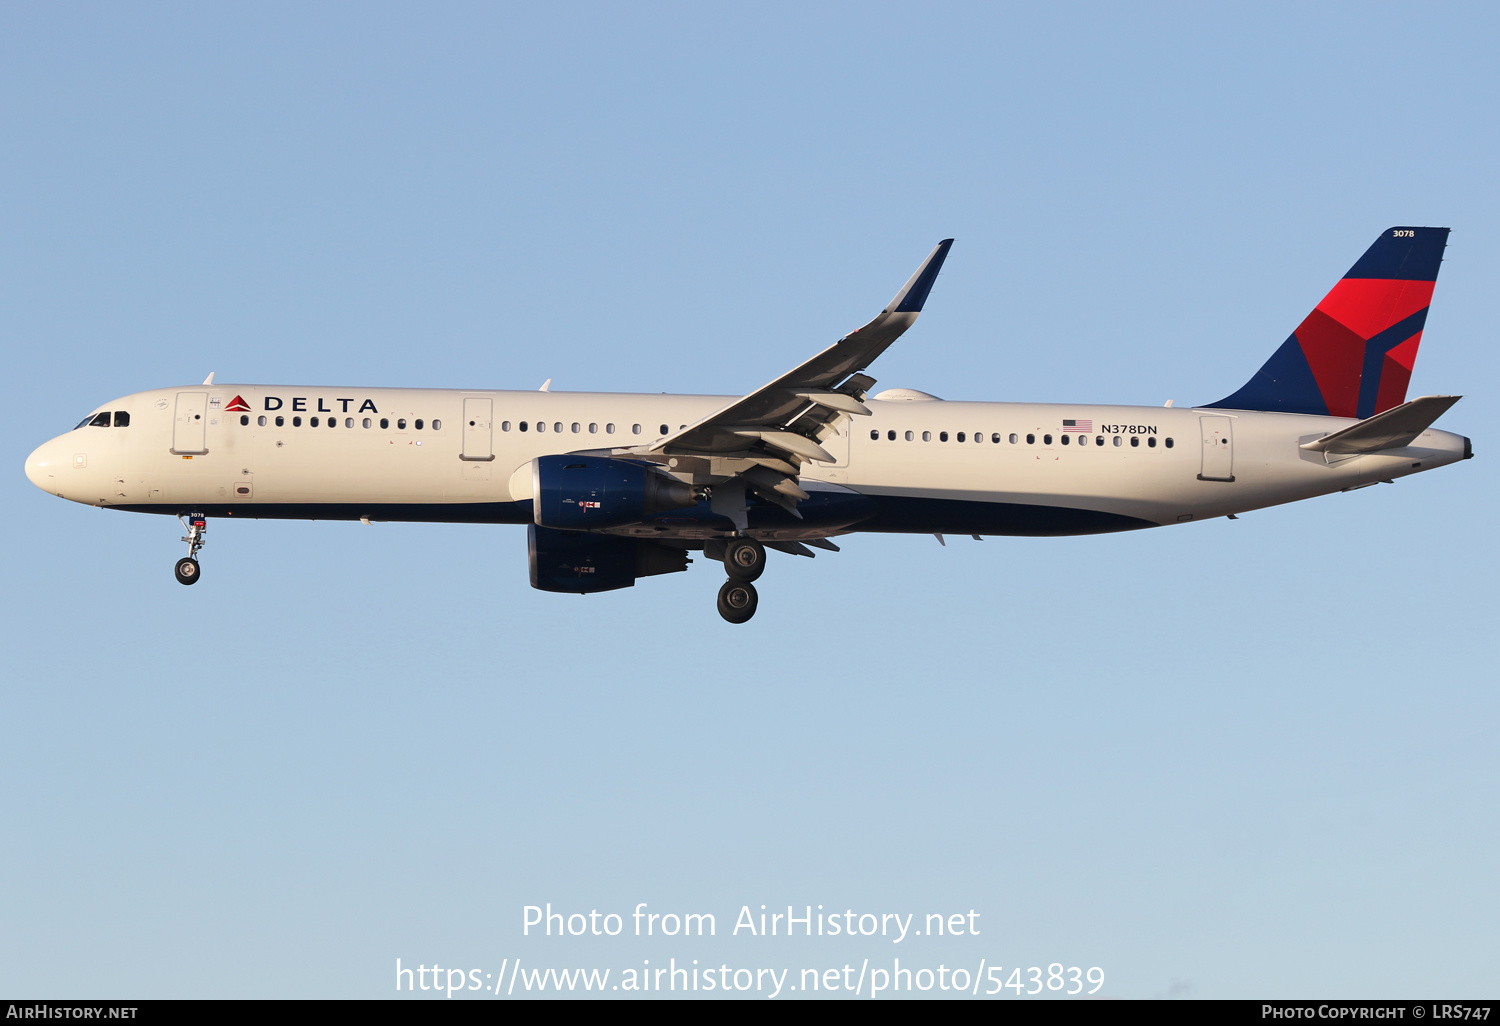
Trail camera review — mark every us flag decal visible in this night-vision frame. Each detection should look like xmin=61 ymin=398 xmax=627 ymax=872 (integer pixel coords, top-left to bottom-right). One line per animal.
xmin=1062 ymin=419 xmax=1092 ymax=432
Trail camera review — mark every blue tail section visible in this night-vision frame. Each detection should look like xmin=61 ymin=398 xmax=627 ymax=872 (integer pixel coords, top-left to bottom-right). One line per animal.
xmin=1207 ymin=227 xmax=1448 ymax=418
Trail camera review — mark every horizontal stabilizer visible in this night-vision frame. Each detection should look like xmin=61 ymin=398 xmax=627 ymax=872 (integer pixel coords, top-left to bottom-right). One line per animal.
xmin=1299 ymin=394 xmax=1461 ymax=454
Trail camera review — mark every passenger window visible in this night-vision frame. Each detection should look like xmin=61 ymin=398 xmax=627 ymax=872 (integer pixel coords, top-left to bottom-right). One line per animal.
xmin=1008 ymin=433 xmax=1017 ymax=444
xmin=328 ymin=417 xmax=336 ymax=428
xmin=415 ymin=419 xmax=424 ymax=430
xmin=888 ymin=430 xmax=896 ymax=441
xmin=240 ymin=415 xmax=249 ymax=426
xmin=974 ymin=432 xmax=983 ymax=443
xmin=922 ymin=431 xmax=931 ymax=441
xmin=345 ymin=417 xmax=354 ymax=428
xmin=606 ymin=424 xmax=615 ymax=434
xmin=1165 ymin=437 xmax=1174 ymax=448
xmin=311 ymin=416 xmax=320 ymax=427
xmin=1096 ymin=435 xmax=1103 ymax=446
xmin=536 ymin=421 xmax=545 ymax=432
xmin=380 ymin=418 xmax=389 ymax=429
xmin=939 ymin=431 xmax=948 ymax=442
xmin=555 ymin=422 xmax=563 ymax=433
xmin=276 ymin=415 xmax=285 ymax=427
xmin=1148 ymin=436 xmax=1157 ymax=447
xmin=519 ymin=421 xmax=528 ymax=432
xmin=589 ymin=423 xmax=597 ymax=433
xmin=1130 ymin=436 xmax=1139 ymax=447
xmin=870 ymin=429 xmax=879 ymax=440
xmin=905 ymin=430 xmax=913 ymax=441
xmin=1026 ymin=434 xmax=1035 ymax=444
xmin=114 ymin=411 xmax=130 ymax=427
xmin=501 ymin=421 xmax=511 ymax=431
xmin=90 ymin=412 xmax=111 ymax=427
xmin=1113 ymin=435 xmax=1121 ymax=446
xmin=1061 ymin=434 xmax=1070 ymax=445
xmin=1043 ymin=434 xmax=1053 ymax=445
xmin=363 ymin=418 xmax=372 ymax=428
xmin=956 ymin=432 xmax=965 ymax=442
xmin=659 ymin=424 xmax=668 ymax=435
xmin=293 ymin=416 xmax=302 ymax=427
xmin=397 ymin=418 xmax=407 ymax=429
xmin=632 ymin=424 xmax=641 ymax=434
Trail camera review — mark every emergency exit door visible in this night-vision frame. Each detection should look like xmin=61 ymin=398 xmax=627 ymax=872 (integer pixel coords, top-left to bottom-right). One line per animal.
xmin=172 ymin=392 xmax=208 ymax=454
xmin=461 ymin=397 xmax=495 ymax=461
xmin=1198 ymin=416 xmax=1235 ymax=482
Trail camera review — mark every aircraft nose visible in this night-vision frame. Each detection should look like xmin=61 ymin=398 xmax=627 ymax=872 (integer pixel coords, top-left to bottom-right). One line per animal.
xmin=25 ymin=439 xmax=62 ymax=492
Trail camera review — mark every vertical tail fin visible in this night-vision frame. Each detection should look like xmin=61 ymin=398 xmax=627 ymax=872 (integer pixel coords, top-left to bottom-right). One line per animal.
xmin=1207 ymin=227 xmax=1449 ymax=418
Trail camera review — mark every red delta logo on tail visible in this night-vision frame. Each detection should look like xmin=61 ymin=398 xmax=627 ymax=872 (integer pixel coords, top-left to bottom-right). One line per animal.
xmin=1208 ymin=227 xmax=1449 ymax=419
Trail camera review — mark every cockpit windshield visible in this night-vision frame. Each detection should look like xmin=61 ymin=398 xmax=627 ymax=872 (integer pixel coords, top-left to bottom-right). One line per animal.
xmin=75 ymin=411 xmax=124 ymax=429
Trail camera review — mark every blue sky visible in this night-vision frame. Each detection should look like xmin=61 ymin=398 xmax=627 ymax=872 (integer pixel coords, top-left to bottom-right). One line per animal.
xmin=2 ymin=2 xmax=1496 ymax=999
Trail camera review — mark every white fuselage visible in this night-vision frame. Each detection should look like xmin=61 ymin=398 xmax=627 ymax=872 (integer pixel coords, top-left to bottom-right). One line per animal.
xmin=24 ymin=383 xmax=1470 ymax=537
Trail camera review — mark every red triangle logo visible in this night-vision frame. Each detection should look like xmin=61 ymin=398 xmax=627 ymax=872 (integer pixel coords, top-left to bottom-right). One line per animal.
xmin=225 ymin=395 xmax=251 ymax=412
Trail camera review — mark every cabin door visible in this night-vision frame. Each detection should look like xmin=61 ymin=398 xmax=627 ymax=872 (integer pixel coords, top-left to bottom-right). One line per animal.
xmin=172 ymin=392 xmax=209 ymax=454
xmin=462 ymin=397 xmax=495 ymax=461
xmin=1198 ymin=416 xmax=1234 ymax=482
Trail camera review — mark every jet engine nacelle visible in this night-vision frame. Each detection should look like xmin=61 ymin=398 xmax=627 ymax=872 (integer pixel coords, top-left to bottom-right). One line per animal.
xmin=526 ymin=454 xmax=696 ymax=529
xmin=528 ymin=525 xmax=691 ymax=594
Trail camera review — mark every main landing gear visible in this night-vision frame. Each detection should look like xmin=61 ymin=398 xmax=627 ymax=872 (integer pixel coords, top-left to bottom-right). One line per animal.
xmin=174 ymin=512 xmax=206 ymax=586
xmin=714 ymin=537 xmax=765 ymax=623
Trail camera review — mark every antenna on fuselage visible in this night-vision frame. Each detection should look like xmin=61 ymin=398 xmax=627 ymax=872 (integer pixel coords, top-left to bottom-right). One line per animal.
xmin=203 ymin=372 xmax=215 ymax=385
xmin=539 ymin=378 xmax=551 ymax=391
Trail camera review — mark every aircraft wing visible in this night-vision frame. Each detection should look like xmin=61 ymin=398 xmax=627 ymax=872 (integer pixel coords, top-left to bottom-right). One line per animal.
xmin=650 ymin=239 xmax=954 ymax=474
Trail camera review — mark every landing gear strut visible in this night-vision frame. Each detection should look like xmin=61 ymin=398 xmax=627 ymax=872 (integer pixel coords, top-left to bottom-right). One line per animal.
xmin=174 ymin=512 xmax=206 ymax=586
xmin=717 ymin=579 xmax=758 ymax=624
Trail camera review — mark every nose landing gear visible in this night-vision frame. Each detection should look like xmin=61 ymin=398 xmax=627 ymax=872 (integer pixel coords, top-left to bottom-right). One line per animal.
xmin=174 ymin=512 xmax=206 ymax=586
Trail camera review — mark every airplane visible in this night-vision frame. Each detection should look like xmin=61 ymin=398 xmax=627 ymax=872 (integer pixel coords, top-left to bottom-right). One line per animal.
xmin=23 ymin=227 xmax=1472 ymax=623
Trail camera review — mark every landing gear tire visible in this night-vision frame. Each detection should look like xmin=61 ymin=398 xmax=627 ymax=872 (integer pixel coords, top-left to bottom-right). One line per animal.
xmin=723 ymin=538 xmax=766 ymax=582
xmin=717 ymin=579 xmax=758 ymax=624
xmin=174 ymin=557 xmax=201 ymax=586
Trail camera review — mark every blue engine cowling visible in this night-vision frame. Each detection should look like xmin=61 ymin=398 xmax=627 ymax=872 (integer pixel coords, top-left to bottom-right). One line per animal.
xmin=532 ymin=454 xmax=696 ymax=529
xmin=528 ymin=525 xmax=691 ymax=594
